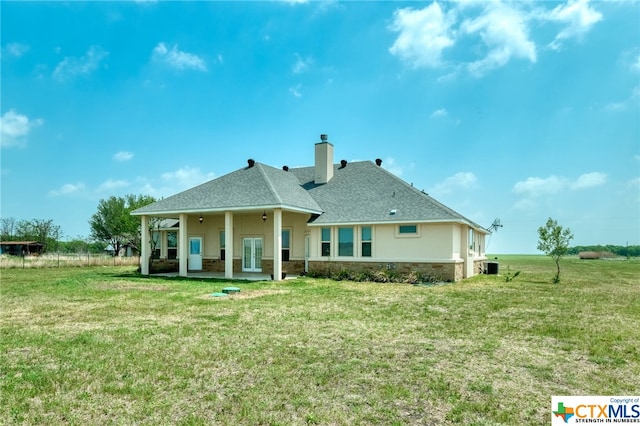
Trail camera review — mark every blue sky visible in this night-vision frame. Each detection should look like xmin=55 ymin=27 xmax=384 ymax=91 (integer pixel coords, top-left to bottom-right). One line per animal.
xmin=1 ymin=0 xmax=639 ymax=254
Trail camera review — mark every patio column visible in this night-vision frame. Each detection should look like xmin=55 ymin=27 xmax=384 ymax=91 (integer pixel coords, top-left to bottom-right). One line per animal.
xmin=225 ymin=211 xmax=233 ymax=279
xmin=179 ymin=213 xmax=188 ymax=277
xmin=462 ymin=226 xmax=472 ymax=279
xmin=273 ymin=208 xmax=282 ymax=281
xmin=140 ymin=215 xmax=149 ymax=275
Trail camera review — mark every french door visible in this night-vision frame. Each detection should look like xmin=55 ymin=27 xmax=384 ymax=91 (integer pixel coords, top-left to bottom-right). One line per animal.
xmin=242 ymin=237 xmax=263 ymax=272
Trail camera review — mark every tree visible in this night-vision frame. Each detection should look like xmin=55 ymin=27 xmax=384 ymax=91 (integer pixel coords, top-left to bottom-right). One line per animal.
xmin=89 ymin=194 xmax=156 ymax=256
xmin=10 ymin=218 xmax=61 ymax=252
xmin=0 ymin=217 xmax=17 ymax=241
xmin=537 ymin=217 xmax=574 ymax=283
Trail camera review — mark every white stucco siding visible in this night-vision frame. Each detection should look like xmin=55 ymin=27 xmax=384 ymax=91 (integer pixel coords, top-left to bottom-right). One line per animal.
xmin=452 ymin=224 xmax=462 ymax=259
xmin=307 ymin=222 xmax=459 ymax=262
xmin=283 ymin=212 xmax=310 ymax=259
xmin=374 ymin=223 xmax=455 ymax=260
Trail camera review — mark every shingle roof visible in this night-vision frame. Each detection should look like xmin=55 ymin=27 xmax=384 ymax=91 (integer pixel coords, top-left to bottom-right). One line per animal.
xmin=132 ymin=159 xmax=487 ymax=232
xmin=289 ymin=161 xmax=486 ymax=230
xmin=131 ymin=163 xmax=322 ymax=215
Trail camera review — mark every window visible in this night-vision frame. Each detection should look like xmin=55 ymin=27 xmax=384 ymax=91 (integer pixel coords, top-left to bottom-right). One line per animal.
xmin=469 ymin=229 xmax=475 ymax=252
xmin=282 ymin=229 xmax=290 ymax=261
xmin=338 ymin=227 xmax=354 ymax=256
xmin=151 ymin=231 xmax=161 ymax=259
xmin=167 ymin=231 xmax=177 ymax=259
xmin=321 ymin=228 xmax=331 ymax=256
xmin=399 ymin=225 xmax=418 ymax=234
xmin=361 ymin=226 xmax=372 ymax=257
xmin=219 ymin=230 xmax=225 ymax=260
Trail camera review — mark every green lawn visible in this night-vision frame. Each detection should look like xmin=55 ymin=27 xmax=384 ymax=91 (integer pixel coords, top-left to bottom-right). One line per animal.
xmin=1 ymin=255 xmax=638 ymax=425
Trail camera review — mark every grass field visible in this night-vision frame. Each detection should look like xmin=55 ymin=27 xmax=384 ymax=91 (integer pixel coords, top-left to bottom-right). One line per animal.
xmin=1 ymin=255 xmax=638 ymax=425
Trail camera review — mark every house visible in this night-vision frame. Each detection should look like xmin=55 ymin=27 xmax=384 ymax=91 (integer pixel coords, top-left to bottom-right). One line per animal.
xmin=131 ymin=136 xmax=489 ymax=281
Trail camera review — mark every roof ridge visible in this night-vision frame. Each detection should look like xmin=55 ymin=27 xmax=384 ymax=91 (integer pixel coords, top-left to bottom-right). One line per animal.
xmin=256 ymin=163 xmax=283 ymax=205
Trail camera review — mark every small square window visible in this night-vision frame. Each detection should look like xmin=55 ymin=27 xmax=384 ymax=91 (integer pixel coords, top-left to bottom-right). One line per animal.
xmin=399 ymin=225 xmax=417 ymax=234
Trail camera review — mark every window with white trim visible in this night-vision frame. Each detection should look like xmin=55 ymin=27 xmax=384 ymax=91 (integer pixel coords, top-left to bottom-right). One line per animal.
xmin=151 ymin=231 xmax=161 ymax=259
xmin=321 ymin=228 xmax=331 ymax=257
xmin=338 ymin=227 xmax=354 ymax=256
xmin=219 ymin=230 xmax=225 ymax=260
xmin=399 ymin=225 xmax=417 ymax=234
xmin=361 ymin=226 xmax=372 ymax=257
xmin=282 ymin=229 xmax=290 ymax=261
xmin=167 ymin=231 xmax=177 ymax=259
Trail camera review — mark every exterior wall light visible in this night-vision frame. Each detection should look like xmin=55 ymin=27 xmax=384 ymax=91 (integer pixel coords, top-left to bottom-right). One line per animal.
xmin=262 ymin=211 xmax=267 ymax=222
xmin=199 ymin=215 xmax=204 ymax=224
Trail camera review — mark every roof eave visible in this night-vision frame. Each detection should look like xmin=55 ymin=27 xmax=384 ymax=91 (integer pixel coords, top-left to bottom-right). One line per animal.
xmin=131 ymin=204 xmax=323 ymax=217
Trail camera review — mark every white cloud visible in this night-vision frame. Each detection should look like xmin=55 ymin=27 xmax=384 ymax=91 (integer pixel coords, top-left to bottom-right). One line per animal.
xmin=604 ymin=101 xmax=626 ymax=112
xmin=388 ymin=1 xmax=603 ymax=77
xmin=48 ymin=182 xmax=86 ymax=197
xmin=114 ymin=151 xmax=134 ymax=162
xmin=97 ymin=179 xmax=129 ymax=192
xmin=512 ymin=175 xmax=567 ymax=196
xmin=513 ymin=198 xmax=536 ymax=211
xmin=546 ymin=0 xmax=603 ymax=50
xmin=461 ymin=2 xmax=537 ymax=77
xmin=429 ymin=171 xmax=478 ymax=195
xmin=430 ymin=108 xmax=448 ymax=118
xmin=136 ymin=166 xmax=214 ymax=198
xmin=389 ymin=3 xmax=455 ymax=69
xmin=513 ymin=172 xmax=606 ymax=196
xmin=53 ymin=45 xmax=109 ymax=82
xmin=292 ymin=53 xmax=314 ymax=74
xmin=570 ymin=172 xmax=607 ymax=189
xmin=152 ymin=42 xmax=207 ymax=71
xmin=382 ymin=157 xmax=404 ymax=177
xmin=161 ymin=166 xmax=215 ymax=191
xmin=5 ymin=42 xmax=29 ymax=57
xmin=289 ymin=84 xmax=302 ymax=97
xmin=0 ymin=110 xmax=43 ymax=148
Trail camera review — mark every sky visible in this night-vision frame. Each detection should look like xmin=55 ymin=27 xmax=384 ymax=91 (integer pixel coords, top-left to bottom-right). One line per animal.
xmin=1 ymin=0 xmax=639 ymax=254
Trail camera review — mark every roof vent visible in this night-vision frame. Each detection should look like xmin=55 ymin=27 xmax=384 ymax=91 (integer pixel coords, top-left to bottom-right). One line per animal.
xmin=247 ymin=159 xmax=255 ymax=168
xmin=340 ymin=159 xmax=347 ymax=168
xmin=320 ymin=134 xmax=328 ymax=142
xmin=375 ymin=158 xmax=382 ymax=166
xmin=283 ymin=165 xmax=289 ymax=171
xmin=390 ymin=209 xmax=397 ymax=215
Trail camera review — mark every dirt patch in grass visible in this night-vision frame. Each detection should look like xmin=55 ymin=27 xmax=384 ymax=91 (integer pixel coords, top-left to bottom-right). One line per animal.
xmin=199 ymin=289 xmax=290 ymax=300
xmin=93 ymin=281 xmax=170 ymax=292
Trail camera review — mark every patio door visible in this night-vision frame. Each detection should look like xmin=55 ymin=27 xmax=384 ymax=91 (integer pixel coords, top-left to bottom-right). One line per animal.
xmin=189 ymin=237 xmax=203 ymax=271
xmin=242 ymin=237 xmax=262 ymax=272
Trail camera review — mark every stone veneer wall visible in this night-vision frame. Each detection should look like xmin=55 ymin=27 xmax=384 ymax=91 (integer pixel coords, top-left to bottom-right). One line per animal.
xmin=149 ymin=258 xmax=469 ymax=281
xmin=309 ymin=260 xmax=464 ymax=282
xmin=149 ymin=258 xmax=306 ymax=275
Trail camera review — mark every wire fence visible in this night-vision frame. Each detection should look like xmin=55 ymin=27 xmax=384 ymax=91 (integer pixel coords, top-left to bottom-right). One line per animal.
xmin=0 ymin=253 xmax=140 ymax=269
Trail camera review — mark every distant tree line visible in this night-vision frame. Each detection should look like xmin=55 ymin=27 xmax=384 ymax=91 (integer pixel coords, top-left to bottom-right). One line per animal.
xmin=0 ymin=218 xmax=61 ymax=252
xmin=568 ymin=245 xmax=640 ymax=258
xmin=1 ymin=194 xmax=157 ymax=257
xmin=0 ymin=217 xmax=107 ymax=254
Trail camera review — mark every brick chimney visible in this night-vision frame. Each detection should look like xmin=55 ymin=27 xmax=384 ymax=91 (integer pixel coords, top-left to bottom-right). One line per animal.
xmin=314 ymin=134 xmax=334 ymax=184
